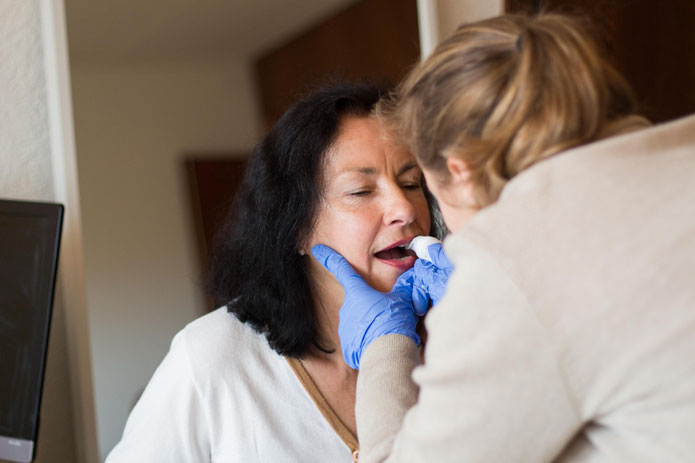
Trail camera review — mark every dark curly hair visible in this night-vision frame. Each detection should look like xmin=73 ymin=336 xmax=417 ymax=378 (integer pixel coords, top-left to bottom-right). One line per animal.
xmin=207 ymin=81 xmax=443 ymax=358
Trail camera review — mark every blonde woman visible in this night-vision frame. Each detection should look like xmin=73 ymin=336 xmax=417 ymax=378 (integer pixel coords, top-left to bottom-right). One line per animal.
xmin=313 ymin=14 xmax=695 ymax=462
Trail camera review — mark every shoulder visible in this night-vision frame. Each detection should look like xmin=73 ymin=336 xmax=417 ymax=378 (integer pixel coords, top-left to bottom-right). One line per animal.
xmin=447 ymin=115 xmax=695 ymax=278
xmin=172 ymin=307 xmax=280 ymax=384
xmin=180 ymin=306 xmax=266 ymax=349
xmin=436 ymin=232 xmax=533 ymax=333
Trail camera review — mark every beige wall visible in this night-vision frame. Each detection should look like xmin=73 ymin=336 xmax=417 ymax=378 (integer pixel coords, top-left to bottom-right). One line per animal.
xmin=0 ymin=0 xmax=53 ymax=201
xmin=70 ymin=59 xmax=261 ymax=460
xmin=418 ymin=0 xmax=504 ymax=57
xmin=436 ymin=0 xmax=504 ymax=40
xmin=0 ymin=1 xmax=80 ymax=462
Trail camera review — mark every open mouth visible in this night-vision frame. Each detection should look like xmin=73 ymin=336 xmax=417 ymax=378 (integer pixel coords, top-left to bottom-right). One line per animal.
xmin=374 ymin=245 xmax=416 ymax=260
xmin=374 ymin=240 xmax=418 ymax=270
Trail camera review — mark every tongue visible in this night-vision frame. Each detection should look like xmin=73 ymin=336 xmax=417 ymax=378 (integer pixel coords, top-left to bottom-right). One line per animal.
xmin=375 ymin=247 xmax=414 ymax=260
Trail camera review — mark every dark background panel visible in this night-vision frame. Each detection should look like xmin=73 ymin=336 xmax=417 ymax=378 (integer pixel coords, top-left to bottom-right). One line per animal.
xmin=255 ymin=0 xmax=420 ymax=127
xmin=507 ymin=0 xmax=695 ymax=123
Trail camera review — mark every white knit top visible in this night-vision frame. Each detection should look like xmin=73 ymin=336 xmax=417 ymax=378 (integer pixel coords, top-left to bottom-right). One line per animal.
xmin=106 ymin=307 xmax=354 ymax=462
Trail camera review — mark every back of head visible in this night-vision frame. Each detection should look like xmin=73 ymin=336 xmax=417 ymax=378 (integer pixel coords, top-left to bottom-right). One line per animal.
xmin=384 ymin=13 xmax=649 ymax=206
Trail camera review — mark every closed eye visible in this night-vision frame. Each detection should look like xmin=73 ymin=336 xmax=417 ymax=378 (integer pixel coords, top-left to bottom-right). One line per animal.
xmin=348 ymin=190 xmax=372 ymax=197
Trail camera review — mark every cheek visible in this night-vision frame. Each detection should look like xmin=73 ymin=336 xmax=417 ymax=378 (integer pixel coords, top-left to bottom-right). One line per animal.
xmin=440 ymin=203 xmax=457 ymax=231
xmin=415 ymin=197 xmax=431 ymax=235
xmin=439 ymin=202 xmax=475 ymax=233
xmin=311 ymin=207 xmax=380 ymax=271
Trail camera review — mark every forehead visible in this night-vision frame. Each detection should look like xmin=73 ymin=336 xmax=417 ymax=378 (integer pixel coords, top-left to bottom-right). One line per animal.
xmin=324 ymin=116 xmax=414 ymax=174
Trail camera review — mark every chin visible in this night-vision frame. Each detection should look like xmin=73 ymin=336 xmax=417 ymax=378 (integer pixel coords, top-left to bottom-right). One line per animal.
xmin=369 ymin=270 xmax=404 ymax=292
xmin=360 ymin=259 xmax=415 ymax=292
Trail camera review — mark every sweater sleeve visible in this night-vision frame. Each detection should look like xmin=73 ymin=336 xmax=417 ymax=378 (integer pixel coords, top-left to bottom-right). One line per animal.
xmin=356 ymin=334 xmax=420 ymax=459
xmin=105 ymin=330 xmax=211 ymax=463
xmin=355 ymin=237 xmax=583 ymax=463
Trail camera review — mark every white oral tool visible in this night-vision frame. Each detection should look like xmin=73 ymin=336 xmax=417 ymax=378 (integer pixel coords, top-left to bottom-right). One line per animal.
xmin=406 ymin=236 xmax=442 ymax=263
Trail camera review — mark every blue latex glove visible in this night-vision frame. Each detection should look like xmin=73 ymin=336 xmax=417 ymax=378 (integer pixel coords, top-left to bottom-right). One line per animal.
xmin=312 ymin=244 xmax=420 ymax=370
xmin=411 ymin=242 xmax=455 ymax=315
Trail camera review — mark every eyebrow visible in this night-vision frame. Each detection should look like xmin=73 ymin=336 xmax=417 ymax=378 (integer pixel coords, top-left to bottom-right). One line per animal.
xmin=340 ymin=162 xmax=420 ymax=177
xmin=396 ymin=162 xmax=419 ymax=177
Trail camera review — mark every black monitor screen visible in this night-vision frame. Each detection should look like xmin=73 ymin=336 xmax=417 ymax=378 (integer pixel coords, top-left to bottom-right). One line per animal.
xmin=0 ymin=199 xmax=63 ymax=462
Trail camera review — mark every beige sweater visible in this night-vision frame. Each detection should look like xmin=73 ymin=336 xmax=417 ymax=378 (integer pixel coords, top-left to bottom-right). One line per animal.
xmin=356 ymin=115 xmax=695 ymax=462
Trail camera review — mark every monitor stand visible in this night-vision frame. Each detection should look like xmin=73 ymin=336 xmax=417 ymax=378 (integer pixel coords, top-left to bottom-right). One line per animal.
xmin=0 ymin=436 xmax=33 ymax=463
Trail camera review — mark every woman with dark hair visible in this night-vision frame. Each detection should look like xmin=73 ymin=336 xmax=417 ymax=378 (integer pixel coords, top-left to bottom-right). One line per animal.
xmin=105 ymin=82 xmax=438 ymax=462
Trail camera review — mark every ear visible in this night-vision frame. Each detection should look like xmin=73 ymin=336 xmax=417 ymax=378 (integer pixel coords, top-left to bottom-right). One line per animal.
xmin=445 ymin=157 xmax=476 ymax=205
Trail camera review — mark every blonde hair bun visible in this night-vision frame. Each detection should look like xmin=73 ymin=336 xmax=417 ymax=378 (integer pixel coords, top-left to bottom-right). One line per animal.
xmin=381 ymin=14 xmax=649 ymax=207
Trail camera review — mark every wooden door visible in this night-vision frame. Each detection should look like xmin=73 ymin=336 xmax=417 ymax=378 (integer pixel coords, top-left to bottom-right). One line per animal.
xmin=185 ymin=156 xmax=247 ymax=281
xmin=507 ymin=0 xmax=695 ymax=123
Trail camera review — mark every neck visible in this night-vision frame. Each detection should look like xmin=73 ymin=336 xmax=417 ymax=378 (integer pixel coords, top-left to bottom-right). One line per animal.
xmin=304 ymin=257 xmax=350 ymax=369
xmin=309 ymin=291 xmax=345 ymax=367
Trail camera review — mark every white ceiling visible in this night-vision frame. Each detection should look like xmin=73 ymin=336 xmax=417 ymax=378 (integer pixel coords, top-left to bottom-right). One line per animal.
xmin=65 ymin=0 xmax=359 ymax=64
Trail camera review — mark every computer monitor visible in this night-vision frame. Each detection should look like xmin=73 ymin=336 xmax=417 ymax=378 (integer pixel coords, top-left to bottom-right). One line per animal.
xmin=0 ymin=199 xmax=63 ymax=463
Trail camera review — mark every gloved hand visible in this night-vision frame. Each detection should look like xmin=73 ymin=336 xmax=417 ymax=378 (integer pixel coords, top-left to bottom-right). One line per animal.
xmin=312 ymin=244 xmax=420 ymax=370
xmin=410 ymin=242 xmax=455 ymax=315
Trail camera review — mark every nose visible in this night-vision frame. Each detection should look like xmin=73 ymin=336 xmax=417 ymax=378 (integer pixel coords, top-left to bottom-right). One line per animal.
xmin=383 ymin=185 xmax=417 ymax=227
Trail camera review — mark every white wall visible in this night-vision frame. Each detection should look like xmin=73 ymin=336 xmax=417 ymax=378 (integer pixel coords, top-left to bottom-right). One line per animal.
xmin=418 ymin=0 xmax=504 ymax=57
xmin=435 ymin=0 xmax=504 ymax=40
xmin=70 ymin=59 xmax=261 ymax=459
xmin=0 ymin=0 xmax=53 ymax=200
xmin=0 ymin=1 xmax=80 ymax=462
